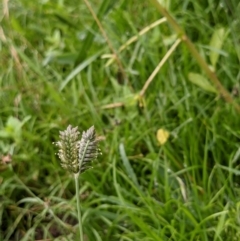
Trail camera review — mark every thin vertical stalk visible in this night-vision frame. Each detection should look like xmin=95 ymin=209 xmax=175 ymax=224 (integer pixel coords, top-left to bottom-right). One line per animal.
xmin=83 ymin=0 xmax=128 ymax=84
xmin=140 ymin=38 xmax=181 ymax=97
xmin=74 ymin=173 xmax=83 ymax=241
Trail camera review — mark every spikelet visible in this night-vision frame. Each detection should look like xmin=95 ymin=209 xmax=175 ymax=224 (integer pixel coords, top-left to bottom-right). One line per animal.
xmin=78 ymin=126 xmax=101 ymax=173
xmin=54 ymin=125 xmax=80 ymax=173
xmin=54 ymin=125 xmax=101 ymax=174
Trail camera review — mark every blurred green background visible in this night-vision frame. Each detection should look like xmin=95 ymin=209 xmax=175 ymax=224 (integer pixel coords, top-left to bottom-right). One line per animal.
xmin=1 ymin=0 xmax=240 ymax=240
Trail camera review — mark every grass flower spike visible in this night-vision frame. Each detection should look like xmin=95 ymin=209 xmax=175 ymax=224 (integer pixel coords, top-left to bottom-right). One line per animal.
xmin=54 ymin=125 xmax=101 ymax=241
xmin=54 ymin=125 xmax=80 ymax=173
xmin=79 ymin=126 xmax=101 ymax=173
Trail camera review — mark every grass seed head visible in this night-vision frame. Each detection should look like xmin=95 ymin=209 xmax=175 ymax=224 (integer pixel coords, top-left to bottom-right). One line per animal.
xmin=78 ymin=126 xmax=101 ymax=173
xmin=54 ymin=125 xmax=80 ymax=173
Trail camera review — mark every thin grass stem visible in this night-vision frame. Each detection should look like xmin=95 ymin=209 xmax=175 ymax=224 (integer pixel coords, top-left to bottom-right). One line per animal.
xmin=74 ymin=173 xmax=84 ymax=241
xmin=83 ymin=0 xmax=128 ymax=84
xmin=140 ymin=38 xmax=181 ymax=97
xmin=103 ymin=17 xmax=167 ymax=67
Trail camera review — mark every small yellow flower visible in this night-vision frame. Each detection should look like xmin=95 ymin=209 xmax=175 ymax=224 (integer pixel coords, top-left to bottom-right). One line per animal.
xmin=156 ymin=129 xmax=170 ymax=145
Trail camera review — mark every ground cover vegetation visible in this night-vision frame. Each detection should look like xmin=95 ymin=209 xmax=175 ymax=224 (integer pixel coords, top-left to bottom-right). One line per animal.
xmin=1 ymin=0 xmax=240 ymax=240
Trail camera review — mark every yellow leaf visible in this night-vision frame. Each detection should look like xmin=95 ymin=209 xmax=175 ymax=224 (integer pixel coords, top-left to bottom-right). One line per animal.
xmin=156 ymin=129 xmax=170 ymax=145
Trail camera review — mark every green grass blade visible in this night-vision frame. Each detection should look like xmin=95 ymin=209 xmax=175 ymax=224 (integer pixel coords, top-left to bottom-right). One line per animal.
xmin=119 ymin=143 xmax=140 ymax=190
xmin=74 ymin=0 xmax=116 ymax=66
xmin=60 ymin=49 xmax=104 ymax=91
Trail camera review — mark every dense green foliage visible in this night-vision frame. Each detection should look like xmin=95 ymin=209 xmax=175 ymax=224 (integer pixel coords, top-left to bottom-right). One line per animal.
xmin=1 ymin=0 xmax=240 ymax=240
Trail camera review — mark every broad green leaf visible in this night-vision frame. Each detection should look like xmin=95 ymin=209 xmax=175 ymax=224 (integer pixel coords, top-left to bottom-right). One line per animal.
xmin=209 ymin=27 xmax=225 ymax=69
xmin=188 ymin=72 xmax=217 ymax=93
xmin=0 ymin=116 xmax=31 ymax=142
